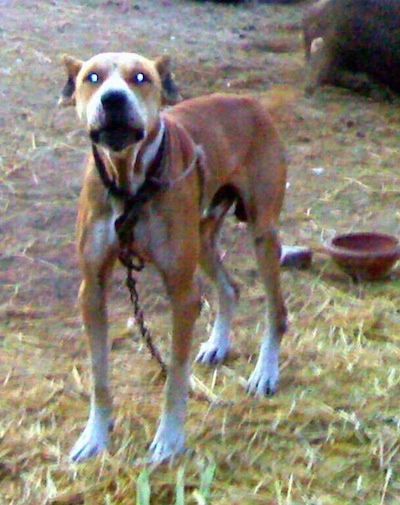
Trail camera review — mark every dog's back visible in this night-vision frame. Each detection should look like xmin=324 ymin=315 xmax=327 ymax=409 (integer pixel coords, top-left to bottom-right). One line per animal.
xmin=163 ymin=93 xmax=287 ymax=221
xmin=163 ymin=93 xmax=279 ymax=161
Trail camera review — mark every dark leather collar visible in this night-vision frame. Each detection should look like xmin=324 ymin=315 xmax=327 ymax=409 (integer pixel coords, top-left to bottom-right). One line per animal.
xmin=91 ymin=127 xmax=168 ymax=202
xmin=91 ymin=128 xmax=169 ymax=269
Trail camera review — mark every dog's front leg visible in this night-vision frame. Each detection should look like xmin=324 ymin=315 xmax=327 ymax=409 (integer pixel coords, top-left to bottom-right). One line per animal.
xmin=70 ymin=212 xmax=118 ymax=462
xmin=149 ymin=262 xmax=201 ymax=463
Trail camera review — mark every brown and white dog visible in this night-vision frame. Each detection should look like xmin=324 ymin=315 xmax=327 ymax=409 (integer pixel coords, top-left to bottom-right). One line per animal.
xmin=59 ymin=52 xmax=288 ymax=463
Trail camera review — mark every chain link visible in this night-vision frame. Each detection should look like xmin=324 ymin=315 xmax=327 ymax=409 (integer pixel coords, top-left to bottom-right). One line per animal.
xmin=125 ymin=264 xmax=168 ymax=378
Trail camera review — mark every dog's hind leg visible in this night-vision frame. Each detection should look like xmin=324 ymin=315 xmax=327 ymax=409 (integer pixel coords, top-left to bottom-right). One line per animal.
xmin=247 ymin=226 xmax=287 ymax=396
xmin=195 ymin=204 xmax=239 ymax=365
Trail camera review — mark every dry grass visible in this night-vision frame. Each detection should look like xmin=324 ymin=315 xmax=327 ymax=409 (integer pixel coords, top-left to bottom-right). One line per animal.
xmin=1 ymin=0 xmax=400 ymax=503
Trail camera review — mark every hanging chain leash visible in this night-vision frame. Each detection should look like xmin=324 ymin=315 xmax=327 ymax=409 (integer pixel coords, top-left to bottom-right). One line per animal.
xmin=125 ymin=264 xmax=168 ymax=378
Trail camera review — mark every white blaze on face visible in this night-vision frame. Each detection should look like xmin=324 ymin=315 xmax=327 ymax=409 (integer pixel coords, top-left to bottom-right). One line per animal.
xmin=77 ymin=70 xmax=149 ymax=133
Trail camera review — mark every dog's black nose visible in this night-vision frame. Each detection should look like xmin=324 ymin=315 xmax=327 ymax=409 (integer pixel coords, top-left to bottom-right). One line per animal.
xmin=101 ymin=90 xmax=127 ymax=109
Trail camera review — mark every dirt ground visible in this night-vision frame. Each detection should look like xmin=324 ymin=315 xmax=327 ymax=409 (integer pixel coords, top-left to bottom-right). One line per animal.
xmin=1 ymin=0 xmax=399 ymax=504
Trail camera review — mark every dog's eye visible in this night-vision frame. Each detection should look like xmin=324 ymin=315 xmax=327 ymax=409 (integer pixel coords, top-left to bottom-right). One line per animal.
xmin=133 ymin=72 xmax=150 ymax=84
xmin=87 ymin=72 xmax=100 ymax=84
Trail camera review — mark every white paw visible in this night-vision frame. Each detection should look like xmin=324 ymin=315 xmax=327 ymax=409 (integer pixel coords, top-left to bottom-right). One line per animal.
xmin=247 ymin=363 xmax=279 ymax=397
xmin=195 ymin=339 xmax=230 ymax=365
xmin=69 ymin=407 xmax=112 ymax=462
xmin=148 ymin=419 xmax=186 ymax=463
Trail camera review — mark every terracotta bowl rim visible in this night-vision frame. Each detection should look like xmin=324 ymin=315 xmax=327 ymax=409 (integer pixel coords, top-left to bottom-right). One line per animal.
xmin=324 ymin=232 xmax=400 ymax=260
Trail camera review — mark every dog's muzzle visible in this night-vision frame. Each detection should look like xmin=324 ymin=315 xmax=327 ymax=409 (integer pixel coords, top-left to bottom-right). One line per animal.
xmin=89 ymin=90 xmax=145 ymax=152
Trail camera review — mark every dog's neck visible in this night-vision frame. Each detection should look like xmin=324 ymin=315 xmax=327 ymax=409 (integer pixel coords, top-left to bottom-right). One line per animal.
xmin=96 ymin=120 xmax=166 ymax=197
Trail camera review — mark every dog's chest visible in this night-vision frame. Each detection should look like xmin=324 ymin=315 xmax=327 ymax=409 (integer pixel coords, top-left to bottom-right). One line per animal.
xmin=109 ymin=197 xmax=169 ymax=264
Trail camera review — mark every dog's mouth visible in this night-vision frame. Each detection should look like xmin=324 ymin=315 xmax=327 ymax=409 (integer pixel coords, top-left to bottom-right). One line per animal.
xmin=90 ymin=123 xmax=145 ymax=152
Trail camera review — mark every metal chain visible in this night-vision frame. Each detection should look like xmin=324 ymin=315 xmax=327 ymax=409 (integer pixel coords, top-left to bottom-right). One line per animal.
xmin=125 ymin=264 xmax=168 ymax=378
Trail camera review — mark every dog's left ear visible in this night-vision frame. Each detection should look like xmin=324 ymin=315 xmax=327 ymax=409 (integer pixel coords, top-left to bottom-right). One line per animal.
xmin=155 ymin=55 xmax=182 ymax=105
xmin=58 ymin=55 xmax=83 ymax=107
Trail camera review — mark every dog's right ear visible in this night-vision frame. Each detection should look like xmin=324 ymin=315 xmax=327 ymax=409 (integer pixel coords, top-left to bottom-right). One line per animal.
xmin=155 ymin=55 xmax=182 ymax=106
xmin=58 ymin=55 xmax=83 ymax=107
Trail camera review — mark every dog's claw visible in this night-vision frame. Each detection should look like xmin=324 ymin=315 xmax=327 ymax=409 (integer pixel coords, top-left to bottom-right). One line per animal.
xmin=70 ymin=443 xmax=102 ymax=462
xmin=247 ymin=366 xmax=279 ymax=397
xmin=148 ymin=424 xmax=186 ymax=463
xmin=69 ymin=407 xmax=112 ymax=462
xmin=195 ymin=341 xmax=230 ymax=365
xmin=148 ymin=440 xmax=187 ymax=464
xmin=70 ymin=431 xmax=109 ymax=462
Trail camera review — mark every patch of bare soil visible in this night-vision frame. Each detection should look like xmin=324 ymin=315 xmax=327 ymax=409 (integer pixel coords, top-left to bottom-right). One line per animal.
xmin=1 ymin=1 xmax=399 ymax=504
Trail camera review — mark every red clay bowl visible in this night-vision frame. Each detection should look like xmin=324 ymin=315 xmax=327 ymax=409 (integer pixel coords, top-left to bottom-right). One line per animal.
xmin=324 ymin=232 xmax=400 ymax=281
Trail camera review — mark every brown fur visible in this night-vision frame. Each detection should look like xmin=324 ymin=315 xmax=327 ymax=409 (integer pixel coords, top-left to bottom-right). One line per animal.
xmin=60 ymin=52 xmax=287 ymax=462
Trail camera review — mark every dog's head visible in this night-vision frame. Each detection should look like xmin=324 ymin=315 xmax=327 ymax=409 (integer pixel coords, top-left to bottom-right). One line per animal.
xmin=59 ymin=52 xmax=181 ymax=152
